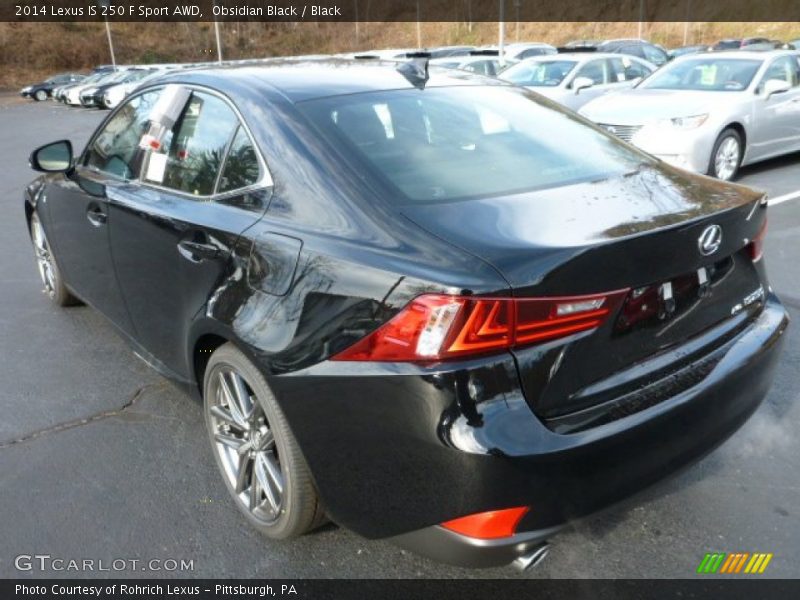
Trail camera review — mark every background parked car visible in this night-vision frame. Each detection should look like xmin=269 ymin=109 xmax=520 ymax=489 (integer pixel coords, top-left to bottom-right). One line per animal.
xmin=65 ymin=70 xmax=123 ymax=106
xmin=103 ymin=68 xmax=170 ymax=109
xmin=430 ymin=50 xmax=513 ymax=77
xmin=20 ymin=73 xmax=85 ymax=101
xmin=579 ymin=50 xmax=800 ymax=180
xmin=594 ymin=39 xmax=669 ymax=66
xmin=501 ymin=52 xmax=656 ymax=110
xmin=81 ymin=68 xmax=154 ymax=108
xmin=712 ymin=37 xmax=778 ymax=51
xmin=668 ymin=44 xmax=709 ymax=59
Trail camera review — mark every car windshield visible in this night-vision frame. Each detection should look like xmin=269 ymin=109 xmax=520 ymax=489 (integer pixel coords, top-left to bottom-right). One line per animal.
xmin=639 ymin=57 xmax=762 ymax=91
xmin=501 ymin=60 xmax=578 ymax=86
xmin=299 ymin=86 xmax=651 ymax=204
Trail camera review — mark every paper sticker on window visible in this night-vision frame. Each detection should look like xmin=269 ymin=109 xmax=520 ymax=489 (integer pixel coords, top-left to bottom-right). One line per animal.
xmin=145 ymin=152 xmax=168 ymax=183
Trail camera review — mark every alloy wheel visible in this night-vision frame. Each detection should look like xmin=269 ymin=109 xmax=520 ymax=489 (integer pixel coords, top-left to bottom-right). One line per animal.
xmin=208 ymin=368 xmax=286 ymax=524
xmin=35 ymin=90 xmax=47 ymax=101
xmin=31 ymin=215 xmax=57 ymax=298
xmin=714 ymin=136 xmax=740 ymax=181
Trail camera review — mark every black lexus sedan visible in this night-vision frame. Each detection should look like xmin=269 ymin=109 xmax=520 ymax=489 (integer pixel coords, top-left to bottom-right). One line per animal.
xmin=24 ymin=59 xmax=788 ymax=569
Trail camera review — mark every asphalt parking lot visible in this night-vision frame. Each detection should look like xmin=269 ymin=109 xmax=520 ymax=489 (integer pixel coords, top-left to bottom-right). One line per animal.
xmin=0 ymin=95 xmax=798 ymax=579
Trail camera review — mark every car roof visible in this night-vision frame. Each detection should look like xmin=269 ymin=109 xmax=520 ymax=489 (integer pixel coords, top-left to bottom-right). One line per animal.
xmin=153 ymin=58 xmax=505 ymax=103
xmin=516 ymin=52 xmax=644 ymax=62
xmin=675 ymin=49 xmax=797 ymax=60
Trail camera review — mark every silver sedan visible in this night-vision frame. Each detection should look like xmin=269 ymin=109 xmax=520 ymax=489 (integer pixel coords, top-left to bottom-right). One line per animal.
xmin=500 ymin=52 xmax=656 ymax=111
xmin=579 ymin=50 xmax=800 ymax=180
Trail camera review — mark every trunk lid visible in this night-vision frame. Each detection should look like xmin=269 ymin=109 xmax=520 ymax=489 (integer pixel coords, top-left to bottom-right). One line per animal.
xmin=401 ymin=165 xmax=768 ymax=422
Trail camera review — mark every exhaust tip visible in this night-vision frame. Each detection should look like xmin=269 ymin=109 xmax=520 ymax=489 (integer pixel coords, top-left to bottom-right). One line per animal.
xmin=513 ymin=543 xmax=550 ymax=572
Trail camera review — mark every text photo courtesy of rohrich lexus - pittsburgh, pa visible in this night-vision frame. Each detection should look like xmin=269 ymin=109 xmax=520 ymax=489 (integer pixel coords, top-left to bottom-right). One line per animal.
xmin=1 ymin=0 xmax=800 ymax=598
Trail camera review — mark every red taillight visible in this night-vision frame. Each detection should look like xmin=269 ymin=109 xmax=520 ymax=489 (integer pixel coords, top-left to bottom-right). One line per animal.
xmin=332 ymin=289 xmax=628 ymax=363
xmin=748 ymin=218 xmax=767 ymax=262
xmin=441 ymin=507 xmax=530 ymax=539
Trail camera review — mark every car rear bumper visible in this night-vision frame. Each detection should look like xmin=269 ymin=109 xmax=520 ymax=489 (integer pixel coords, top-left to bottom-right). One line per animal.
xmin=267 ymin=294 xmax=788 ymax=564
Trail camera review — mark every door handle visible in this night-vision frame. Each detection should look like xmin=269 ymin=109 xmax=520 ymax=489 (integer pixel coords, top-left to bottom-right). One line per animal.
xmin=177 ymin=239 xmax=220 ymax=262
xmin=86 ymin=205 xmax=107 ymax=227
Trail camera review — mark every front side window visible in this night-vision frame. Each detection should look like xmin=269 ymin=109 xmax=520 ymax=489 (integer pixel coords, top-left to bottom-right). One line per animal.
xmin=300 ymin=86 xmax=650 ymax=204
xmin=463 ymin=60 xmax=495 ymax=76
xmin=159 ymin=92 xmax=240 ymax=196
xmin=84 ymin=89 xmax=161 ymax=179
xmin=574 ymin=59 xmax=612 ymax=86
xmin=501 ymin=60 xmax=577 ymax=87
xmin=760 ymin=56 xmax=800 ymax=88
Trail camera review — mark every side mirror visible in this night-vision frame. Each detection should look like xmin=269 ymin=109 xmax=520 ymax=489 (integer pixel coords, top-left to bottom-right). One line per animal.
xmin=30 ymin=140 xmax=73 ymax=173
xmin=573 ymin=77 xmax=594 ymax=94
xmin=763 ymin=79 xmax=791 ymax=99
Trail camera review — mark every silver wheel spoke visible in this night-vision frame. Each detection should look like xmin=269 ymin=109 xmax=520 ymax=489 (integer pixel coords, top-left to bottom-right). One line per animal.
xmin=263 ymin=452 xmax=284 ymax=495
xmin=230 ymin=372 xmax=255 ymax=422
xmin=218 ymin=372 xmax=249 ymax=429
xmin=249 ymin=468 xmax=260 ymax=510
xmin=214 ymin=431 xmax=246 ymax=453
xmin=255 ymin=453 xmax=281 ymax=512
xmin=210 ymin=405 xmax=244 ymax=430
xmin=234 ymin=454 xmax=250 ymax=494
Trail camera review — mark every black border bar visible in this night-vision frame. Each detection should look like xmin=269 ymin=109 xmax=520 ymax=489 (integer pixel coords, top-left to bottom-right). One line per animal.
xmin=4 ymin=0 xmax=800 ymax=22
xmin=4 ymin=579 xmax=800 ymax=600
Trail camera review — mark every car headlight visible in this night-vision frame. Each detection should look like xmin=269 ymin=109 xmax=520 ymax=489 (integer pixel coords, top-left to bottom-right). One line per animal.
xmin=657 ymin=114 xmax=709 ymax=130
xmin=21 ymin=86 xmax=32 ymax=93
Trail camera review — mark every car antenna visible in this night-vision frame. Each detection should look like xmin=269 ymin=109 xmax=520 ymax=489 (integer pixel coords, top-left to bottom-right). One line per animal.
xmin=396 ymin=52 xmax=431 ymax=89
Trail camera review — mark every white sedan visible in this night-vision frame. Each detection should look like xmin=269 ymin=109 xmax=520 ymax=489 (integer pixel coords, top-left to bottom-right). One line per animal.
xmin=500 ymin=52 xmax=656 ymax=111
xmin=579 ymin=50 xmax=800 ymax=180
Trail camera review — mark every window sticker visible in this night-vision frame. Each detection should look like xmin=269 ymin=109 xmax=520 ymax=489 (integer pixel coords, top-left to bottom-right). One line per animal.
xmin=145 ymin=152 xmax=168 ymax=183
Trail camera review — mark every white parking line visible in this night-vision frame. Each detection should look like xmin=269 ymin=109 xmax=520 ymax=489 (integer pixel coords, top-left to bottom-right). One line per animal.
xmin=769 ymin=190 xmax=800 ymax=206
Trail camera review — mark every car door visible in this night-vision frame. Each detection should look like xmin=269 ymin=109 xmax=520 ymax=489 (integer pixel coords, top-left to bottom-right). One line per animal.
xmin=41 ymin=91 xmax=161 ymax=333
xmin=107 ymin=88 xmax=270 ymax=377
xmin=750 ymin=55 xmax=800 ymax=159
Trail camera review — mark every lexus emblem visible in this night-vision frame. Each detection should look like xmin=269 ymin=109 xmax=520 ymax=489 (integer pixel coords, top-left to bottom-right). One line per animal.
xmin=698 ymin=224 xmax=723 ymax=256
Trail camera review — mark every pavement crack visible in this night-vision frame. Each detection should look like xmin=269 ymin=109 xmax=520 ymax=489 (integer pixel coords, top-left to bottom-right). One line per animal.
xmin=0 ymin=383 xmax=162 ymax=450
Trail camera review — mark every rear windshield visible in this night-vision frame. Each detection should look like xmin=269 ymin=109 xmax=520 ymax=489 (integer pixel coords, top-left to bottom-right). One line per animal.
xmin=299 ymin=86 xmax=650 ymax=203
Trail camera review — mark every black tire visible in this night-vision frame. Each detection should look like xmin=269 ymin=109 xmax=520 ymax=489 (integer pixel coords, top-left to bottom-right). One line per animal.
xmin=203 ymin=343 xmax=325 ymax=539
xmin=29 ymin=211 xmax=80 ymax=307
xmin=34 ymin=89 xmax=48 ymax=102
xmin=708 ymin=127 xmax=743 ymax=181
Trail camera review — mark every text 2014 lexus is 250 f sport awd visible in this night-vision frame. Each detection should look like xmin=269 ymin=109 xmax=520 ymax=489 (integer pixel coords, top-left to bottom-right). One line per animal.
xmin=24 ymin=59 xmax=788 ymax=569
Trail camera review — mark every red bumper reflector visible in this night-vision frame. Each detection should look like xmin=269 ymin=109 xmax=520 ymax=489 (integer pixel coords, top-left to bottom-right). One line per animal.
xmin=440 ymin=506 xmax=530 ymax=540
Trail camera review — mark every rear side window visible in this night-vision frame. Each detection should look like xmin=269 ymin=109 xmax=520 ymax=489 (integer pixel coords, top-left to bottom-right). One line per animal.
xmin=610 ymin=57 xmax=652 ymax=81
xmin=300 ymin=86 xmax=650 ymax=203
xmin=463 ymin=60 xmax=496 ymax=76
xmin=85 ymin=90 xmax=160 ymax=179
xmin=218 ymin=126 xmax=261 ymax=193
xmin=160 ymin=92 xmax=239 ymax=196
xmin=574 ymin=59 xmax=612 ymax=85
